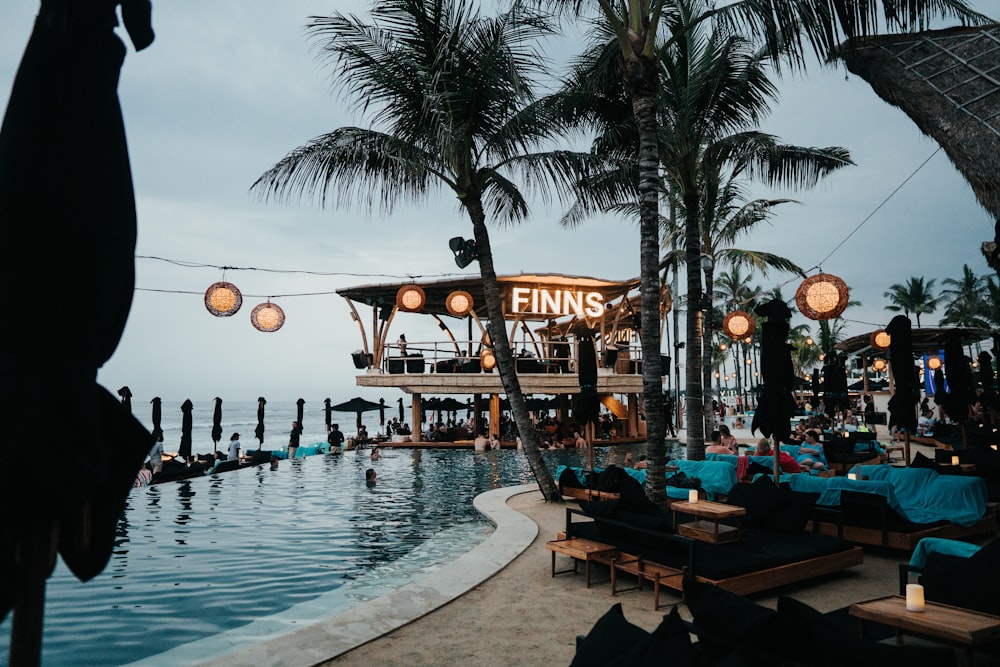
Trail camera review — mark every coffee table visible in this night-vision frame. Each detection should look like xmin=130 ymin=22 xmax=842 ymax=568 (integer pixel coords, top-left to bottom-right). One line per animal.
xmin=671 ymin=500 xmax=746 ymax=544
xmin=850 ymin=595 xmax=1000 ymax=666
xmin=546 ymin=538 xmax=618 ymax=587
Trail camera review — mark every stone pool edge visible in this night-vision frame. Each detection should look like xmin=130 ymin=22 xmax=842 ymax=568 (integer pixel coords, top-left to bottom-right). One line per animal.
xmin=198 ymin=483 xmax=540 ymax=667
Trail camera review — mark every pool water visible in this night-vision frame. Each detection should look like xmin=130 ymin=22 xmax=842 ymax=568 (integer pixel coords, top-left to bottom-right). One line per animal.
xmin=0 ymin=443 xmax=672 ymax=665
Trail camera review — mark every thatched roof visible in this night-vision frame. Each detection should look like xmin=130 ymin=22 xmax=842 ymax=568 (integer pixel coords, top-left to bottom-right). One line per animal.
xmin=835 ymin=326 xmax=990 ymax=357
xmin=836 ymin=25 xmax=1000 ymax=269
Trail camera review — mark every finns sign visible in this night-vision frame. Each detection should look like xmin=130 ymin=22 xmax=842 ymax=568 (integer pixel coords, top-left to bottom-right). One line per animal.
xmin=509 ymin=286 xmax=604 ymax=318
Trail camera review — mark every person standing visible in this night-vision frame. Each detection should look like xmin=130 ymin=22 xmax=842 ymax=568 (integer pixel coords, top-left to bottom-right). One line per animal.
xmin=863 ymin=394 xmax=877 ymax=436
xmin=328 ymin=423 xmax=345 ymax=453
xmin=227 ymin=432 xmax=241 ymax=462
xmin=288 ymin=420 xmax=302 ymax=458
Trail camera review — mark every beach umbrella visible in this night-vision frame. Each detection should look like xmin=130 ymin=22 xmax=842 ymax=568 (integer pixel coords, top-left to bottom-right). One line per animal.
xmin=331 ymin=396 xmax=382 ymax=431
xmin=324 ymin=398 xmax=332 ymax=432
xmin=749 ymin=299 xmax=795 ymax=479
xmin=117 ymin=386 xmax=132 ymax=413
xmin=886 ymin=315 xmax=918 ymax=463
xmin=179 ymin=400 xmax=193 ymax=462
xmin=150 ymin=397 xmax=162 ymax=440
xmin=211 ymin=397 xmax=223 ymax=455
xmin=379 ymin=398 xmax=386 ymax=426
xmin=437 ymin=397 xmax=465 ymax=412
xmin=254 ymin=397 xmax=266 ymax=448
xmin=296 ymin=398 xmax=305 ymax=429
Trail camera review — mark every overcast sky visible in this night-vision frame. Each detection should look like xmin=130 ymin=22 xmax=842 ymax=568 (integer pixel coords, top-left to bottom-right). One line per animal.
xmin=1 ymin=1 xmax=995 ymax=409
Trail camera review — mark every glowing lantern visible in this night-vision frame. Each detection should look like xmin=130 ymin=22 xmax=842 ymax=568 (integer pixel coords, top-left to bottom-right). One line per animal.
xmin=722 ymin=310 xmax=755 ymax=340
xmin=396 ymin=284 xmax=426 ymax=312
xmin=481 ymin=348 xmax=496 ymax=371
xmin=927 ymin=355 xmax=943 ymax=371
xmin=871 ymin=329 xmax=891 ymax=351
xmin=795 ymin=273 xmax=849 ymax=320
xmin=204 ymin=281 xmax=242 ymax=317
xmin=251 ymin=301 xmax=285 ymax=332
xmin=446 ymin=290 xmax=474 ymax=317
xmin=872 ymin=358 xmax=887 ymax=372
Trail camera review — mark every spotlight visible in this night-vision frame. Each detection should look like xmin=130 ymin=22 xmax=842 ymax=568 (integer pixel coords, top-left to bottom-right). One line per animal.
xmin=448 ymin=237 xmax=478 ymax=269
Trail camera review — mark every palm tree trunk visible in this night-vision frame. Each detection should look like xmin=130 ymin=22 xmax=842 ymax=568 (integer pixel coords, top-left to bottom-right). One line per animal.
xmin=465 ymin=197 xmax=560 ymax=501
xmin=626 ymin=59 xmax=667 ymax=507
xmin=684 ymin=192 xmax=706 ymax=460
xmin=703 ymin=267 xmax=715 ymax=435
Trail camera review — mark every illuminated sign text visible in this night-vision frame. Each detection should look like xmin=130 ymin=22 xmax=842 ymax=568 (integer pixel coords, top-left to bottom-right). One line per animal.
xmin=509 ymin=287 xmax=604 ymax=317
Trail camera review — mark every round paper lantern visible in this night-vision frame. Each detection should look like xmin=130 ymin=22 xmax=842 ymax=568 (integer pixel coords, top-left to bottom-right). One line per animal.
xmin=251 ymin=301 xmax=285 ymax=332
xmin=870 ymin=329 xmax=891 ymax=351
xmin=396 ymin=284 xmax=426 ymax=312
xmin=795 ymin=273 xmax=849 ymax=320
xmin=446 ymin=290 xmax=474 ymax=317
xmin=872 ymin=358 xmax=887 ymax=372
xmin=204 ymin=281 xmax=242 ymax=317
xmin=481 ymin=348 xmax=496 ymax=371
xmin=722 ymin=310 xmax=755 ymax=340
xmin=927 ymin=355 xmax=943 ymax=371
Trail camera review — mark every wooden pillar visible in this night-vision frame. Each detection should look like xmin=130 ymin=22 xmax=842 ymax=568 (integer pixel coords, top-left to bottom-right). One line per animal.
xmin=411 ymin=393 xmax=422 ymax=443
xmin=627 ymin=393 xmax=639 ymax=437
xmin=490 ymin=394 xmax=501 ymax=440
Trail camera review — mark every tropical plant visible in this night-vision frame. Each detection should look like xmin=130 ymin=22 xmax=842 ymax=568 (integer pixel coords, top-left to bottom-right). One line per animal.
xmin=940 ymin=264 xmax=989 ymax=328
xmin=251 ymin=0 xmax=594 ymax=500
xmin=884 ymin=277 xmax=944 ymax=327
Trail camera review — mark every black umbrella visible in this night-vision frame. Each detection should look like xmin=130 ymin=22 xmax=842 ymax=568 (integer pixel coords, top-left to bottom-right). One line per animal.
xmin=749 ymin=299 xmax=795 ymax=479
xmin=296 ymin=398 xmax=305 ymax=429
xmin=466 ymin=398 xmax=473 ymax=420
xmin=886 ymin=315 xmax=918 ymax=463
xmin=810 ymin=371 xmax=820 ymax=410
xmin=822 ymin=352 xmax=851 ymax=417
xmin=941 ymin=331 xmax=975 ymax=427
xmin=379 ymin=398 xmax=386 ymax=426
xmin=576 ymin=333 xmax=600 ymax=469
xmin=331 ymin=396 xmax=382 ymax=431
xmin=255 ymin=397 xmax=266 ymax=448
xmin=437 ymin=397 xmax=466 ymax=412
xmin=150 ymin=396 xmax=162 ymax=440
xmin=179 ymin=399 xmax=193 ymax=462
xmin=397 ymin=397 xmax=405 ymax=423
xmin=117 ymin=386 xmax=132 ymax=413
xmin=324 ymin=398 xmax=332 ymax=432
xmin=211 ymin=397 xmax=223 ymax=454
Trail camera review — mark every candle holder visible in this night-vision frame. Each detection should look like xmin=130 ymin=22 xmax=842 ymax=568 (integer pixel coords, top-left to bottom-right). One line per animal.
xmin=688 ymin=489 xmax=699 ymax=504
xmin=951 ymin=455 xmax=960 ymax=466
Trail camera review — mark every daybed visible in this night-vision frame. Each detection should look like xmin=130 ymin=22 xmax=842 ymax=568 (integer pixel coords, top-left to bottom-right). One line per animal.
xmin=789 ymin=465 xmax=998 ymax=549
xmin=567 ymin=583 xmax=954 ymax=667
xmin=557 ymin=477 xmax=862 ymax=606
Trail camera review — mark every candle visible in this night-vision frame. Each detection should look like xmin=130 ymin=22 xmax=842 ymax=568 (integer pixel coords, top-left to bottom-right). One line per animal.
xmin=847 ymin=473 xmax=857 ymax=481
xmin=992 ymin=445 xmax=998 ymax=452
xmin=951 ymin=456 xmax=960 ymax=466
xmin=688 ymin=489 xmax=699 ymax=504
xmin=906 ymin=584 xmax=925 ymax=612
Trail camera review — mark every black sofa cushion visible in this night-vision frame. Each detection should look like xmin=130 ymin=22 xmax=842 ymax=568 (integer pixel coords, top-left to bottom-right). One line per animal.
xmin=776 ymin=595 xmax=957 ymax=667
xmin=724 ymin=476 xmax=818 ymax=534
xmin=760 ymin=487 xmax=820 ymax=535
xmin=610 ymin=606 xmax=694 ymax=666
xmin=570 ymin=603 xmax=650 ymax=667
xmin=685 ymin=580 xmax=786 ymax=666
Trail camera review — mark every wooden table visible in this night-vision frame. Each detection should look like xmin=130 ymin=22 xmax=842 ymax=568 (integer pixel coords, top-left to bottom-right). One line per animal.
xmin=671 ymin=500 xmax=746 ymax=544
xmin=850 ymin=595 xmax=1000 ymax=666
xmin=546 ymin=538 xmax=618 ymax=587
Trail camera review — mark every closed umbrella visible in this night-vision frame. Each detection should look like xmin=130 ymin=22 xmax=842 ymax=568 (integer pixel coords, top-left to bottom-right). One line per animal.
xmin=397 ymin=397 xmax=405 ymax=423
xmin=749 ymin=299 xmax=795 ymax=479
xmin=296 ymin=398 xmax=305 ymax=429
xmin=941 ymin=331 xmax=976 ymax=444
xmin=179 ymin=399 xmax=193 ymax=462
xmin=576 ymin=333 xmax=599 ymax=470
xmin=379 ymin=398 xmax=386 ymax=427
xmin=886 ymin=315 xmax=918 ymax=464
xmin=117 ymin=386 xmax=132 ymax=413
xmin=324 ymin=398 xmax=332 ymax=433
xmin=150 ymin=396 xmax=162 ymax=441
xmin=254 ymin=397 xmax=266 ymax=449
xmin=211 ymin=397 xmax=223 ymax=455
xmin=978 ymin=351 xmax=995 ymax=424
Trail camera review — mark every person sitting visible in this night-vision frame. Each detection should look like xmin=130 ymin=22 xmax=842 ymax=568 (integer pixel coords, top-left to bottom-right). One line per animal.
xmin=796 ymin=430 xmax=826 ymax=471
xmin=718 ymin=424 xmax=738 ymax=451
xmin=732 ymin=416 xmax=746 ymax=429
xmin=623 ymin=451 xmax=634 ymax=467
xmin=754 ymin=439 xmax=803 ymax=474
xmin=474 ymin=430 xmax=489 ymax=452
xmin=918 ymin=410 xmax=935 ymax=435
xmin=357 ymin=424 xmax=370 ymax=443
xmin=705 ymin=430 xmax=733 ymax=455
xmin=573 ymin=432 xmax=586 ymax=449
xmin=227 ymin=432 xmax=241 ymax=462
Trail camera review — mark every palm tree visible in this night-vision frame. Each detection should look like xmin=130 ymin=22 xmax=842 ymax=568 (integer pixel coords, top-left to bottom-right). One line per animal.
xmin=940 ymin=264 xmax=989 ymax=328
xmin=884 ymin=277 xmax=944 ymax=327
xmin=251 ymin=0 xmax=592 ymax=501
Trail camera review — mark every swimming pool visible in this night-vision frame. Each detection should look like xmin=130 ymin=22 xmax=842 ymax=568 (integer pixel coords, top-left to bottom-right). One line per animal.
xmin=0 ymin=444 xmax=669 ymax=665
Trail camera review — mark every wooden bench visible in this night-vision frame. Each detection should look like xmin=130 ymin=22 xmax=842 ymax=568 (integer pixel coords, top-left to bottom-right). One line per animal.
xmin=546 ymin=538 xmax=618 ymax=587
